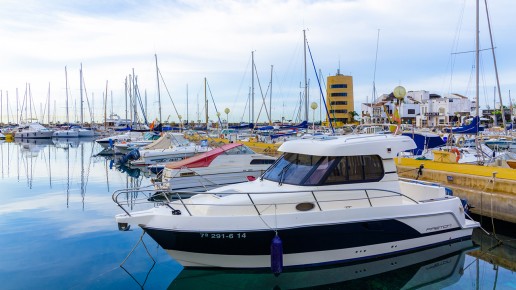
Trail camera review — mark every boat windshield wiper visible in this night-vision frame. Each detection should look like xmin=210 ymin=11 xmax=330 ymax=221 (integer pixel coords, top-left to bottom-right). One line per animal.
xmin=278 ymin=162 xmax=294 ymax=186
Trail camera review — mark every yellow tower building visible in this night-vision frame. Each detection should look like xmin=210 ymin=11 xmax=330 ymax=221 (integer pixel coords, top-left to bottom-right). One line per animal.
xmin=326 ymin=71 xmax=354 ymax=125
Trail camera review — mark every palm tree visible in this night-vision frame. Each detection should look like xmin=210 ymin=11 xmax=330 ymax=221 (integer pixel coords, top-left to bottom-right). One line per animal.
xmin=348 ymin=111 xmax=359 ymax=123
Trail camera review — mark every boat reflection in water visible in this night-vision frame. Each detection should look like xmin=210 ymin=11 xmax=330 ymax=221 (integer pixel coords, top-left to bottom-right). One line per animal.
xmin=168 ymin=239 xmax=476 ymax=290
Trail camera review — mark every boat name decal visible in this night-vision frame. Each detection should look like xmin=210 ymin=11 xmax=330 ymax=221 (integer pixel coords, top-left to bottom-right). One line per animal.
xmin=425 ymin=224 xmax=452 ymax=232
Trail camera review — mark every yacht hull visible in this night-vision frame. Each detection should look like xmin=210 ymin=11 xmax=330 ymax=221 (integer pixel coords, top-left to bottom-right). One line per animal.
xmin=126 ymin=198 xmax=477 ymax=269
xmin=15 ymin=131 xmax=54 ymax=139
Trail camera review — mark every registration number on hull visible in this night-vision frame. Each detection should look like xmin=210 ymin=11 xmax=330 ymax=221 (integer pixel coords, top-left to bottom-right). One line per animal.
xmin=199 ymin=233 xmax=247 ymax=239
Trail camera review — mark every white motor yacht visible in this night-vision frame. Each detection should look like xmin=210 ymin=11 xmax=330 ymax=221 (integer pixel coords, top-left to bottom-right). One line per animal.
xmin=155 ymin=143 xmax=276 ymax=192
xmin=14 ymin=122 xmax=54 ymax=139
xmin=114 ymin=134 xmax=479 ymax=270
xmin=53 ymin=128 xmax=79 ymax=138
xmin=127 ymin=133 xmax=211 ymax=166
xmin=95 ymin=131 xmax=144 ymax=148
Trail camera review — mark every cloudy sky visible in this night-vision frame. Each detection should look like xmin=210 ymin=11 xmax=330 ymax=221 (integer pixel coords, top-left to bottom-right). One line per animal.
xmin=1 ymin=0 xmax=515 ymax=124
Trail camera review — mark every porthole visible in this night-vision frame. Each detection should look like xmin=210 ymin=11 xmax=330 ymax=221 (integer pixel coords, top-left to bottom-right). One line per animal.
xmin=296 ymin=202 xmax=315 ymax=211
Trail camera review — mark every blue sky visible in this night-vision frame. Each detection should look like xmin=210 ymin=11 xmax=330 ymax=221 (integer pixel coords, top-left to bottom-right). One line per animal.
xmin=1 ymin=0 xmax=515 ymax=124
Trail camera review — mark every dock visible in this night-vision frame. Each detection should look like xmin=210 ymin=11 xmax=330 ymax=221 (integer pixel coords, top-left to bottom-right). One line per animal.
xmin=396 ymin=158 xmax=516 ymax=224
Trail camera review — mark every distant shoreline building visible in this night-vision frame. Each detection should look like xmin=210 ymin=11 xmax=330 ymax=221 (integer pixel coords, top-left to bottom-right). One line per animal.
xmin=361 ymin=90 xmax=475 ymax=127
xmin=325 ymin=70 xmax=354 ymax=126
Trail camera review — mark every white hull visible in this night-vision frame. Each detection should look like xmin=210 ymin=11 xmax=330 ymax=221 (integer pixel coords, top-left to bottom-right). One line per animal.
xmin=117 ymin=193 xmax=478 ymax=269
xmin=15 ymin=131 xmax=54 ymax=139
xmin=167 ymin=227 xmax=474 ymax=268
xmin=53 ymin=130 xmax=79 ymax=138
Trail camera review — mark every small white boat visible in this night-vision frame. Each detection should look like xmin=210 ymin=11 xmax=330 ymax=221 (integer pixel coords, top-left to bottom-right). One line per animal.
xmin=128 ymin=133 xmax=210 ymax=166
xmin=53 ymin=129 xmax=79 ymax=138
xmin=95 ymin=131 xmax=144 ymax=148
xmin=156 ymin=143 xmax=276 ymax=192
xmin=14 ymin=122 xmax=54 ymax=139
xmin=114 ymin=132 xmax=161 ymax=154
xmin=0 ymin=133 xmax=5 ymax=140
xmin=71 ymin=126 xmax=95 ymax=137
xmin=114 ymin=134 xmax=479 ymax=270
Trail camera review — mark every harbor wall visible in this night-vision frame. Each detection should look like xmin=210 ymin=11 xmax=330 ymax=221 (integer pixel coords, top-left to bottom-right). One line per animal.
xmin=396 ymin=158 xmax=516 ymax=224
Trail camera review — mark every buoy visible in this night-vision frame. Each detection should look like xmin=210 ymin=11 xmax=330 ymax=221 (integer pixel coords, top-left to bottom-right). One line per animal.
xmin=270 ymin=234 xmax=283 ymax=275
xmin=450 ymin=147 xmax=461 ymax=162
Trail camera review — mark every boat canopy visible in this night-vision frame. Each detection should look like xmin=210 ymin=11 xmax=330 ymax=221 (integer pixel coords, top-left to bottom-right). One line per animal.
xmin=165 ymin=143 xmax=254 ymax=169
xmin=278 ymin=134 xmax=416 ymax=159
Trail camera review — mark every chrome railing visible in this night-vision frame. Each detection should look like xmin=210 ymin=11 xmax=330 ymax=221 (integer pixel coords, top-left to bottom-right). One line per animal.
xmin=112 ymin=186 xmax=422 ymax=217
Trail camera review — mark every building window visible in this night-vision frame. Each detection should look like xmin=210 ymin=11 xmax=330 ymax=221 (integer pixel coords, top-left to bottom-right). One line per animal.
xmin=331 ymin=92 xmax=348 ymax=97
xmin=330 ymin=84 xmax=347 ymax=89
xmin=330 ymin=101 xmax=348 ymax=106
xmin=330 ymin=109 xmax=348 ymax=114
xmin=407 ymin=109 xmax=415 ymax=114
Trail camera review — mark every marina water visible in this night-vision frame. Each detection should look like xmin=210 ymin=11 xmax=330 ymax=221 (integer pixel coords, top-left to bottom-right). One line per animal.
xmin=0 ymin=139 xmax=514 ymax=289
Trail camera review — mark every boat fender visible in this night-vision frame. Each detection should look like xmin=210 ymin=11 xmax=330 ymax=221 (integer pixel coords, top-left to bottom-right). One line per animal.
xmin=108 ymin=138 xmax=114 ymax=148
xmin=271 ymin=234 xmax=283 ymax=276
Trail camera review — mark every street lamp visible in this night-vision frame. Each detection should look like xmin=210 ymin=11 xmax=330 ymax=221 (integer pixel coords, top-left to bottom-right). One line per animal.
xmin=310 ymin=102 xmax=318 ymax=134
xmin=224 ymin=108 xmax=230 ymax=129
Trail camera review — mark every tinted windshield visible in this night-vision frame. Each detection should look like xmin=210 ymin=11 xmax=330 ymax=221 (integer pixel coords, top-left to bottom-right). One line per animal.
xmin=262 ymin=153 xmax=384 ymax=186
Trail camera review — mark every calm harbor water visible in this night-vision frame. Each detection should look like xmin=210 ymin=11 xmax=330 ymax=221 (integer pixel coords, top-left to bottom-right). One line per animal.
xmin=0 ymin=139 xmax=514 ymax=289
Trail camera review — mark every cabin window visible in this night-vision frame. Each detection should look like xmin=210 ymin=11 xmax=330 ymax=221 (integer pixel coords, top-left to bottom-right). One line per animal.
xmin=318 ymin=155 xmax=384 ymax=185
xmin=225 ymin=145 xmax=254 ymax=155
xmin=250 ymin=159 xmax=275 ymax=165
xmin=262 ymin=153 xmax=384 ymax=186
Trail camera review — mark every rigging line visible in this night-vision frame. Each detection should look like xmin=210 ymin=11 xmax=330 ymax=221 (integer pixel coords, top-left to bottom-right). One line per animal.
xmin=232 ymin=54 xmax=252 ymax=106
xmin=133 ymin=80 xmax=149 ymax=125
xmin=451 ymin=47 xmax=495 ymax=55
xmin=239 ymin=89 xmax=250 ymax=123
xmin=158 ymin=68 xmax=181 ymax=120
xmin=206 ymin=80 xmax=222 ymax=126
xmin=253 ymin=62 xmax=271 ymax=124
xmin=82 ymin=75 xmax=94 ymax=124
xmin=306 ymin=41 xmax=334 ymax=134
xmin=372 ymin=29 xmax=380 ymax=101
xmin=446 ymin=0 xmax=467 ymax=94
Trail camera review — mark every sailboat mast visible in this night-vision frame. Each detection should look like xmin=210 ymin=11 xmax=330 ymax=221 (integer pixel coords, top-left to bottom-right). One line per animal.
xmin=484 ymin=0 xmax=506 ymax=129
xmin=270 ymin=65 xmax=273 ymax=125
xmin=155 ymin=54 xmax=162 ymax=123
xmin=251 ymin=51 xmax=255 ymax=124
xmin=303 ymin=30 xmax=309 ymax=122
xmin=204 ymin=77 xmax=208 ymax=129
xmin=186 ymin=84 xmax=189 ymax=126
xmin=6 ymin=90 xmax=9 ymax=125
xmin=475 ymin=0 xmax=479 ymax=117
xmin=104 ymin=80 xmax=108 ymax=130
xmin=65 ymin=66 xmax=69 ymax=124
xmin=47 ymin=83 xmax=50 ymax=125
xmin=80 ymin=63 xmax=84 ymax=125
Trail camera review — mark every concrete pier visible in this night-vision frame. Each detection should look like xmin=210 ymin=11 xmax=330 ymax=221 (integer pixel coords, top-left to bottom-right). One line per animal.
xmin=396 ymin=158 xmax=516 ymax=224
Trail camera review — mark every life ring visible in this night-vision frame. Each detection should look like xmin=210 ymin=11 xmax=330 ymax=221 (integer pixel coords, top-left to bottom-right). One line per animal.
xmin=450 ymin=147 xmax=461 ymax=162
xmin=456 ymin=136 xmax=465 ymax=147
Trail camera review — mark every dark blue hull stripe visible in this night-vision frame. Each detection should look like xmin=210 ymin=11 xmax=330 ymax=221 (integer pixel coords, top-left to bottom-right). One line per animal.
xmin=142 ymin=219 xmax=462 ymax=256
